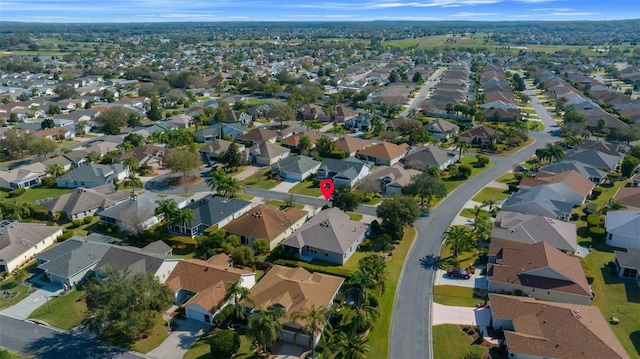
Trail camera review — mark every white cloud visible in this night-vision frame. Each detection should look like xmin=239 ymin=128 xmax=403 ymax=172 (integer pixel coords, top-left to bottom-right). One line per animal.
xmin=549 ymin=11 xmax=597 ymax=16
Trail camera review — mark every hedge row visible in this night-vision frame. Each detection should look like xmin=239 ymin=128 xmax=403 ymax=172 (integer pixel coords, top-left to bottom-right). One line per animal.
xmin=273 ymin=259 xmax=350 ymax=278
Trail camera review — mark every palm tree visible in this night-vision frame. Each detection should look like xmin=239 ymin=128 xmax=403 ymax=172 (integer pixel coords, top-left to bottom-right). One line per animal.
xmin=308 ymin=120 xmax=323 ymax=133
xmin=331 ymin=125 xmax=348 ymax=138
xmin=357 ymin=255 xmax=388 ymax=294
xmin=297 ymin=135 xmax=312 ymax=154
xmin=122 ymin=157 xmax=140 ymax=174
xmin=123 ymin=173 xmax=140 ymax=195
xmin=247 ymin=306 xmax=285 ymax=353
xmin=75 ymin=120 xmax=88 ymax=135
xmin=315 ymin=136 xmax=335 ymax=154
xmin=173 ymin=208 xmax=196 ymax=231
xmin=290 ymin=304 xmax=329 ymax=356
xmin=45 ymin=163 xmax=64 ymax=178
xmin=205 ymin=170 xmax=229 ymax=194
xmin=607 ymin=200 xmax=627 ymax=211
xmin=342 ymin=301 xmax=380 ymax=335
xmin=220 ymin=176 xmax=245 ymax=198
xmin=222 ymin=280 xmax=255 ymax=322
xmin=343 ymin=270 xmax=377 ymax=306
xmin=454 ymin=140 xmax=468 ymax=161
xmin=443 ymin=226 xmax=474 ymax=258
xmin=471 ymin=210 xmax=492 ymax=247
xmin=331 ymin=331 xmax=370 ymax=359
xmin=155 ymin=199 xmax=180 ymax=226
xmin=2 ymin=201 xmax=30 ymax=221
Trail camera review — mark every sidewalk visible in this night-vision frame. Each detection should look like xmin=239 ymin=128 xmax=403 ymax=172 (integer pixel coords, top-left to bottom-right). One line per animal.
xmin=0 ymin=274 xmax=63 ymax=320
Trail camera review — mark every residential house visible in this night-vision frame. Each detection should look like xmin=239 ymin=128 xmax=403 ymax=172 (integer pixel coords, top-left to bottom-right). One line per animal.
xmin=248 ymin=142 xmax=290 ymax=166
xmin=426 ymin=119 xmax=460 ymax=140
xmin=36 ymin=234 xmax=179 ymax=287
xmin=34 ymin=127 xmax=75 ymax=141
xmin=117 ymin=145 xmax=165 ymax=169
xmin=41 ymin=156 xmax=73 ymax=171
xmin=614 ymin=248 xmax=640 ymax=283
xmin=492 ymin=211 xmax=578 ymax=254
xmin=487 ymin=242 xmax=592 ymax=305
xmin=501 ymin=185 xmax=574 ymax=221
xmin=63 ymin=150 xmax=90 ymax=168
xmin=237 ymin=127 xmax=278 ymax=146
xmin=280 ymin=132 xmax=324 ymax=150
xmin=83 ymin=141 xmax=120 ymax=159
xmin=564 ymin=148 xmax=623 ymax=172
xmin=519 ymin=170 xmax=594 ymax=206
xmin=194 ymin=123 xmax=248 ymax=142
xmin=167 ymin=114 xmax=193 ymax=129
xmin=401 ymin=145 xmax=456 ymax=171
xmin=223 ymin=204 xmax=308 ymax=251
xmin=605 ymin=210 xmax=640 ymax=249
xmin=457 ymin=125 xmax=503 ymax=145
xmin=633 ymin=173 xmax=640 ymax=187
xmin=41 ymin=184 xmax=131 ymax=220
xmin=0 ymin=163 xmax=47 ymax=190
xmin=272 ymin=155 xmax=321 ymax=182
xmin=538 ymin=160 xmax=608 ymax=184
xmin=612 ymin=187 xmax=640 ymax=210
xmin=331 ymin=105 xmax=358 ymax=123
xmin=281 ymin=208 xmax=368 ymax=265
xmin=245 ymin=265 xmax=344 ymax=347
xmin=297 ymin=104 xmax=325 ymax=121
xmin=198 ymin=139 xmax=246 ymax=163
xmin=0 ymin=221 xmax=63 ymax=273
xmin=366 ymin=164 xmax=421 ymax=195
xmin=333 ymin=136 xmax=372 ymax=157
xmin=356 ymin=141 xmax=409 ymax=166
xmin=169 ymin=195 xmax=253 ymax=237
xmin=345 ymin=112 xmax=374 ymax=132
xmin=581 ymin=139 xmax=629 ymax=156
xmin=317 ymin=157 xmax=373 ymax=188
xmin=56 ymin=163 xmax=129 ymax=188
xmin=97 ymin=192 xmax=187 ymax=233
xmin=165 ymin=254 xmax=256 ymax=324
xmin=489 ymin=294 xmax=629 ymax=359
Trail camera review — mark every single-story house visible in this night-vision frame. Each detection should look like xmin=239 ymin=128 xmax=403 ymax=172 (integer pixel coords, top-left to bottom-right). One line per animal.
xmin=457 ymin=125 xmax=503 ymax=145
xmin=401 ymin=145 xmax=456 ymax=171
xmin=491 ymin=211 xmax=578 ymax=254
xmin=426 ymin=119 xmax=459 ymax=141
xmin=333 ymin=136 xmax=372 ymax=157
xmin=97 ymin=192 xmax=187 ymax=233
xmin=279 ymin=132 xmax=324 ymax=150
xmin=366 ymin=164 xmax=421 ymax=195
xmin=501 ymin=185 xmax=574 ymax=221
xmin=331 ymin=105 xmax=358 ymax=123
xmin=57 ymin=163 xmax=129 ymax=189
xmin=41 ymin=184 xmax=131 ymax=220
xmin=165 ymin=254 xmax=256 ymax=324
xmin=237 ymin=127 xmax=278 ymax=146
xmin=614 ymin=248 xmax=640 ymax=283
xmin=612 ymin=187 xmax=640 ymax=210
xmin=194 ymin=123 xmax=248 ymax=142
xmin=489 ymin=294 xmax=629 ymax=359
xmin=41 ymin=156 xmax=74 ymax=172
xmin=317 ymin=157 xmax=373 ymax=188
xmin=167 ymin=114 xmax=193 ymax=129
xmin=605 ymin=210 xmax=640 ymax=249
xmin=198 ymin=139 xmax=246 ymax=163
xmin=63 ymin=150 xmax=90 ymax=168
xmin=271 ymin=155 xmax=321 ymax=182
xmin=281 ymin=207 xmax=368 ymax=265
xmin=356 ymin=141 xmax=409 ymax=166
xmin=564 ymin=148 xmax=623 ymax=172
xmin=169 ymin=195 xmax=253 ymax=237
xmin=0 ymin=221 xmax=63 ymax=273
xmin=34 ymin=127 xmax=75 ymax=141
xmin=0 ymin=163 xmax=47 ymax=190
xmin=538 ymin=160 xmax=608 ymax=184
xmin=487 ymin=242 xmax=592 ymax=305
xmin=519 ymin=170 xmax=594 ymax=206
xmin=245 ymin=265 xmax=344 ymax=347
xmin=117 ymin=145 xmax=165 ymax=168
xmin=223 ymin=204 xmax=308 ymax=251
xmin=248 ymin=142 xmax=290 ymax=166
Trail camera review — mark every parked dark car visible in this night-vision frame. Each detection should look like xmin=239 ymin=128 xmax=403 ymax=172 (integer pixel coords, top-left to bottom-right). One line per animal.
xmin=447 ymin=268 xmax=471 ymax=279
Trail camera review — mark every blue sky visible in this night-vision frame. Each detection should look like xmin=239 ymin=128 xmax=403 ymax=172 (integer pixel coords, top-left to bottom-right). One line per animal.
xmin=1 ymin=0 xmax=638 ymax=23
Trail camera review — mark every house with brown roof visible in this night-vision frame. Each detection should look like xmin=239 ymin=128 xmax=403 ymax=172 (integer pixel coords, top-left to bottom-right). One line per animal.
xmin=331 ymin=105 xmax=358 ymax=123
xmin=280 ymin=132 xmax=325 ymax=150
xmin=198 ymin=139 xmax=246 ymax=163
xmin=356 ymin=141 xmax=409 ymax=166
xmin=489 ymin=294 xmax=629 ymax=359
xmin=612 ymin=187 xmax=640 ymax=210
xmin=458 ymin=125 xmax=503 ymax=145
xmin=487 ymin=242 xmax=592 ymax=305
xmin=492 ymin=211 xmax=578 ymax=254
xmin=333 ymin=136 xmax=371 ymax=157
xmin=223 ymin=204 xmax=308 ymax=251
xmin=165 ymin=254 xmax=256 ymax=325
xmin=117 ymin=145 xmax=165 ymax=168
xmin=237 ymin=127 xmax=278 ymax=146
xmin=519 ymin=170 xmax=594 ymax=206
xmin=245 ymin=265 xmax=344 ymax=347
xmin=34 ymin=127 xmax=75 ymax=141
xmin=366 ymin=164 xmax=421 ymax=195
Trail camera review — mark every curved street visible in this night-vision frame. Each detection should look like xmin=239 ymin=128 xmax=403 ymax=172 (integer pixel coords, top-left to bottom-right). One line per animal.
xmin=389 ymin=87 xmax=558 ymax=359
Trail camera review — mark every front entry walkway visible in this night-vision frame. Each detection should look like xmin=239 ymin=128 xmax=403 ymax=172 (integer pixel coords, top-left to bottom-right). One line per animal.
xmin=147 ymin=318 xmax=211 ymax=359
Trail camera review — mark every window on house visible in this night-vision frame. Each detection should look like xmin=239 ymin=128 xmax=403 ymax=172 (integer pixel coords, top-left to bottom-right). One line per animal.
xmin=324 ymin=250 xmax=329 ymax=256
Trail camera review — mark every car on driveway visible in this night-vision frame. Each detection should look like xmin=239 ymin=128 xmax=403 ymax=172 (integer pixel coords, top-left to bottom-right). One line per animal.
xmin=446 ymin=268 xmax=471 ymax=279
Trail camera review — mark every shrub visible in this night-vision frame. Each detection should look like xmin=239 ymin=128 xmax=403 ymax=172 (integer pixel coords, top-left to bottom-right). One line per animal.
xmin=83 ymin=216 xmax=94 ymax=224
xmin=514 ymin=290 xmax=523 ymax=296
xmin=213 ymin=312 xmax=226 ymax=325
xmin=40 ymin=177 xmax=56 ymax=187
xmin=591 ymin=187 xmax=603 ymax=198
xmin=586 ymin=214 xmax=601 ymax=227
xmin=8 ymin=188 xmax=26 ymax=197
xmin=458 ymin=164 xmax=473 ymax=178
xmin=71 ymin=219 xmax=83 ymax=228
xmin=589 ymin=227 xmax=605 ymax=240
xmin=57 ymin=230 xmax=74 ymax=242
xmin=481 ymin=267 xmax=487 ymax=275
xmin=231 ymin=245 xmax=255 ymax=267
xmin=463 ymin=326 xmax=470 ymax=332
xmin=476 ymin=155 xmax=490 ymax=167
xmin=467 ymin=328 xmax=475 ymax=335
xmin=209 ymin=329 xmax=240 ymax=358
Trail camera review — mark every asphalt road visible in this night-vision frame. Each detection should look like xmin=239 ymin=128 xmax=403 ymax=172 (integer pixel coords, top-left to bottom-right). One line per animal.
xmin=401 ymin=67 xmax=446 ymax=117
xmin=389 ymin=89 xmax=558 ymax=359
xmin=0 ymin=314 xmax=146 ymax=359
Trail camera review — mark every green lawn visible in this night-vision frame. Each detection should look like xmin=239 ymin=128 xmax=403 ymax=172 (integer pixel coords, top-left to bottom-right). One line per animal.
xmin=471 ymin=187 xmax=510 ymax=203
xmin=439 ymin=245 xmax=478 ymax=271
xmin=495 ymin=172 xmax=516 ymax=184
xmin=433 ymin=285 xmax=484 ymax=307
xmin=288 ymin=180 xmax=321 ymax=197
xmin=442 ymin=157 xmax=492 ymax=194
xmin=14 ymin=187 xmax=71 ymax=203
xmin=432 ymin=324 xmax=489 ymax=359
xmin=367 ymin=227 xmax=416 ymax=359
xmin=267 ymin=200 xmax=304 ymax=210
xmin=183 ymin=331 xmax=256 ymax=359
xmin=238 ymin=195 xmax=254 ymax=201
xmin=0 ymin=284 xmax=30 ymax=311
xmin=346 ymin=212 xmax=363 ymax=221
xmin=242 ymin=169 xmax=278 ymax=189
xmin=131 ymin=314 xmax=170 ymax=354
xmin=29 ymin=289 xmax=87 ymax=330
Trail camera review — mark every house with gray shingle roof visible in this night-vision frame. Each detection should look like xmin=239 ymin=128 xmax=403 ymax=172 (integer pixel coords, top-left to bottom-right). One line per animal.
xmin=564 ymin=148 xmax=623 ymax=172
xmin=169 ymin=194 xmax=253 ymax=237
xmin=56 ymin=163 xmax=129 ymax=188
xmin=317 ymin=157 xmax=373 ymax=188
xmin=538 ymin=160 xmax=608 ymax=184
xmin=272 ymin=155 xmax=321 ymax=182
xmin=97 ymin=192 xmax=187 ymax=233
xmin=614 ymin=248 xmax=640 ymax=283
xmin=41 ymin=184 xmax=131 ymax=220
xmin=281 ymin=207 xmax=368 ymax=265
xmin=366 ymin=164 xmax=421 ymax=195
xmin=0 ymin=221 xmax=63 ymax=273
xmin=501 ymin=185 xmax=574 ymax=221
xmin=402 ymin=145 xmax=456 ymax=170
xmin=605 ymin=210 xmax=640 ymax=250
xmin=0 ymin=163 xmax=47 ymax=190
xmin=492 ymin=211 xmax=578 ymax=254
xmin=426 ymin=119 xmax=459 ymax=140
xmin=248 ymin=142 xmax=290 ymax=166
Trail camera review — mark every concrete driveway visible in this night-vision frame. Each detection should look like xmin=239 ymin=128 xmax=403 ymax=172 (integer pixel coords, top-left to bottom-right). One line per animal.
xmin=1 ymin=275 xmax=63 ymax=320
xmin=272 ymin=180 xmax=299 ymax=193
xmin=146 ymin=318 xmax=210 ymax=359
xmin=432 ymin=302 xmax=491 ymax=327
xmin=434 ymin=269 xmax=487 ymax=289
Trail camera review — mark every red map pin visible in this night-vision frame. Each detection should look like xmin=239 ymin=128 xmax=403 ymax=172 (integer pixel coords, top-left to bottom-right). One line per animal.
xmin=319 ymin=179 xmax=335 ymax=201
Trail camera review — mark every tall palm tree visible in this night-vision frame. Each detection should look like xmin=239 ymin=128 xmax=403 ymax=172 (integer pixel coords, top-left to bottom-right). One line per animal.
xmin=154 ymin=199 xmax=180 ymax=226
xmin=315 ymin=136 xmax=335 ymax=154
xmin=342 ymin=301 xmax=380 ymax=335
xmin=205 ymin=170 xmax=229 ymax=194
xmin=45 ymin=163 xmax=64 ymax=178
xmin=297 ymin=135 xmax=313 ymax=155
xmin=247 ymin=306 xmax=285 ymax=353
xmin=331 ymin=331 xmax=370 ymax=359
xmin=343 ymin=270 xmax=377 ymax=306
xmin=123 ymin=173 xmax=141 ymax=195
xmin=443 ymin=226 xmax=474 ymax=258
xmin=290 ymin=304 xmax=329 ymax=356
xmin=222 ymin=280 xmax=255 ymax=322
xmin=221 ymin=176 xmax=245 ymax=199
xmin=454 ymin=140 xmax=468 ymax=161
xmin=471 ymin=210 xmax=492 ymax=247
xmin=122 ymin=157 xmax=140 ymax=174
xmin=173 ymin=208 xmax=196 ymax=232
xmin=357 ymin=255 xmax=387 ymax=294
